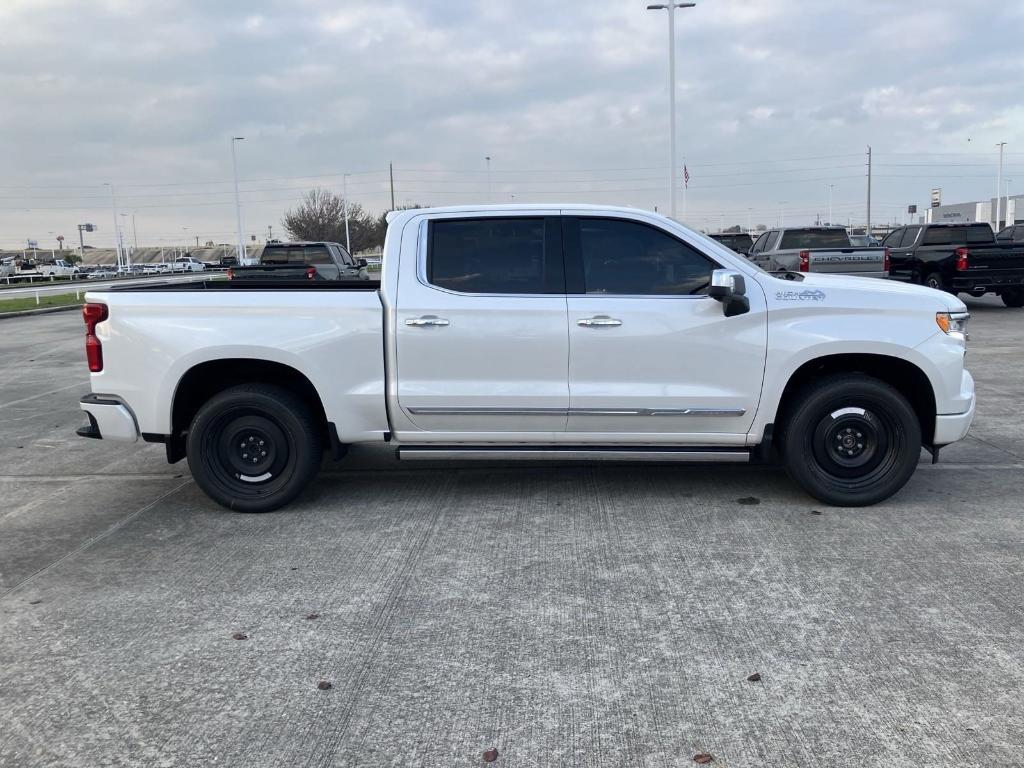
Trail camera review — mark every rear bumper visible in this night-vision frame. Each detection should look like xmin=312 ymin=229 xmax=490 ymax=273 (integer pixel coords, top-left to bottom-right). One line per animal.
xmin=78 ymin=394 xmax=139 ymax=443
xmin=933 ymin=370 xmax=976 ymax=446
xmin=951 ymin=274 xmax=1024 ymax=292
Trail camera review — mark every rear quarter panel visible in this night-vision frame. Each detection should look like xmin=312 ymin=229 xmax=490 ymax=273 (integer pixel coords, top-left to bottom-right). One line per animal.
xmin=85 ymin=289 xmax=388 ymax=442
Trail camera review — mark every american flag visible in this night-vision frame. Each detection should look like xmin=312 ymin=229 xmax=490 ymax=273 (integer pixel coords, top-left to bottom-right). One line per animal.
xmin=683 ymin=165 xmax=690 ymax=189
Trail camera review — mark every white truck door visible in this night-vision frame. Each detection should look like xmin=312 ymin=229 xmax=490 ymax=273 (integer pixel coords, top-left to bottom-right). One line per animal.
xmin=563 ymin=214 xmax=767 ymax=440
xmin=394 ymin=215 xmax=569 ymax=433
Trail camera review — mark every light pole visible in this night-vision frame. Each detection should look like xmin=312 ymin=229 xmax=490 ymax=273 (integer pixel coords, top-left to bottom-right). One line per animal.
xmin=120 ymin=213 xmax=130 ymax=270
xmin=103 ymin=183 xmax=122 ymax=271
xmin=827 ymin=184 xmax=835 ymax=225
xmin=647 ymin=2 xmax=696 ymax=220
xmin=343 ymin=174 xmax=352 ymax=254
xmin=485 ymin=156 xmax=492 ymax=202
xmin=995 ymin=142 xmax=1007 ymax=230
xmin=778 ymin=201 xmax=787 ymax=228
xmin=231 ymin=136 xmax=246 ymax=262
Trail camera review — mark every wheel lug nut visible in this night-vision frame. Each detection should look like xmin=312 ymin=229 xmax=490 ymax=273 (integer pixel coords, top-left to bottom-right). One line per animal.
xmin=261 ymin=451 xmax=267 ymax=457
xmin=857 ymin=443 xmax=863 ymax=449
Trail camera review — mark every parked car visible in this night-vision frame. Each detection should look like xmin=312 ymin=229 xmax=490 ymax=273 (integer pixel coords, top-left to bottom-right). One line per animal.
xmin=883 ymin=223 xmax=1024 ymax=306
xmin=748 ymin=226 xmax=889 ymax=277
xmin=709 ymin=232 xmax=755 ymax=256
xmin=172 ymin=257 xmax=207 ymax=273
xmin=227 ymin=241 xmax=368 ymax=281
xmin=996 ymin=224 xmax=1024 ymax=243
xmin=0 ymin=259 xmax=14 ymax=279
xmin=77 ymin=204 xmax=974 ymax=513
xmin=87 ymin=267 xmax=119 ymax=279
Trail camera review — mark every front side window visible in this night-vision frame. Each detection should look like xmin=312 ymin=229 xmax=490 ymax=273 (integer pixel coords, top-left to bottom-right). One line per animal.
xmin=427 ymin=218 xmax=557 ymax=294
xmin=750 ymin=233 xmax=768 ymax=253
xmin=573 ymin=218 xmax=717 ymax=296
xmin=881 ymin=229 xmax=903 ymax=247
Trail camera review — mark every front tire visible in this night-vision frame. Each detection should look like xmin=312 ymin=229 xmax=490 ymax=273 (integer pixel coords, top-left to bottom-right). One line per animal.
xmin=186 ymin=384 xmax=322 ymax=512
xmin=1001 ymin=288 xmax=1024 ymax=308
xmin=781 ymin=374 xmax=921 ymax=507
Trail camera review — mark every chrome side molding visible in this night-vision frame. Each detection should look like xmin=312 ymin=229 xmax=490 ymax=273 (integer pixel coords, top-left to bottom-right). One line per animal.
xmin=407 ymin=406 xmax=746 ymax=417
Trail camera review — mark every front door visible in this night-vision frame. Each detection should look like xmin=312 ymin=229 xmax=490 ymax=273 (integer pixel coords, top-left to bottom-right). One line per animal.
xmin=394 ymin=215 xmax=569 ymax=434
xmin=563 ymin=215 xmax=767 ymax=439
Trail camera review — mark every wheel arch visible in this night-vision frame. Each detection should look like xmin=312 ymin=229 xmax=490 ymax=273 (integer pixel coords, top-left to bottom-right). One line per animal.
xmin=774 ymin=353 xmax=937 ymax=447
xmin=168 ymin=358 xmax=331 ymax=463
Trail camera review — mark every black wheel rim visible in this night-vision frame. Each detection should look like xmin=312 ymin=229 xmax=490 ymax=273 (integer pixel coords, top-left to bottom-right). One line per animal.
xmin=926 ymin=276 xmax=941 ymax=290
xmin=808 ymin=404 xmax=903 ymax=490
xmin=201 ymin=406 xmax=297 ymax=500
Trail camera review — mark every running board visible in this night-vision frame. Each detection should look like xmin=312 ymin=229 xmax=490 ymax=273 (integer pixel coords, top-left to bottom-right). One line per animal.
xmin=397 ymin=446 xmax=751 ymax=463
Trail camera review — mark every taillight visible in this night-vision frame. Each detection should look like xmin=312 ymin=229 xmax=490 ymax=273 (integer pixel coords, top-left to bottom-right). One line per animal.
xmin=82 ymin=302 xmax=108 ymax=373
xmin=955 ymin=247 xmax=970 ymax=271
xmin=798 ymin=250 xmax=810 ymax=272
xmin=226 ymin=268 xmax=234 ymax=279
xmin=306 ymin=266 xmax=317 ymax=280
xmin=883 ymin=247 xmax=891 ymax=273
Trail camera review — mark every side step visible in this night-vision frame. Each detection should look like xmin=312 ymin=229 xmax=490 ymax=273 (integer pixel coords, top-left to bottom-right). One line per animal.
xmin=397 ymin=446 xmax=751 ymax=463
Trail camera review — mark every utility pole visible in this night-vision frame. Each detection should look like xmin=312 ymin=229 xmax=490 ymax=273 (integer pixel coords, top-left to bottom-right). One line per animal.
xmin=231 ymin=136 xmax=246 ymax=262
xmin=828 ymin=184 xmax=835 ymax=225
xmin=485 ymin=156 xmax=492 ymax=202
xmin=996 ymin=142 xmax=1007 ymax=230
xmin=343 ymin=174 xmax=352 ymax=254
xmin=866 ymin=145 xmax=872 ymax=236
xmin=389 ymin=162 xmax=396 ymax=210
xmin=132 ymin=214 xmax=138 ymax=251
xmin=647 ymin=2 xmax=696 ymax=220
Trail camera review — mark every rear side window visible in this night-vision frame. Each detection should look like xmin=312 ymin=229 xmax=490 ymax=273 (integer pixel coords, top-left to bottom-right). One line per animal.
xmin=569 ymin=217 xmax=717 ymax=295
xmin=900 ymin=226 xmax=921 ymax=247
xmin=922 ymin=228 xmax=952 ymax=246
xmin=427 ymin=218 xmax=560 ymax=294
xmin=779 ymin=229 xmax=851 ymax=249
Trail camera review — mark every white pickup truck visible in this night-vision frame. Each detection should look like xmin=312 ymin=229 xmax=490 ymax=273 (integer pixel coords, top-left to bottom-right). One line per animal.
xmin=77 ymin=205 xmax=975 ymax=512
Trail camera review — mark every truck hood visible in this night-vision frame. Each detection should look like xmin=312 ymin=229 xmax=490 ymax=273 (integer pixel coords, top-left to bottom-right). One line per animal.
xmin=780 ymin=271 xmax=968 ymax=312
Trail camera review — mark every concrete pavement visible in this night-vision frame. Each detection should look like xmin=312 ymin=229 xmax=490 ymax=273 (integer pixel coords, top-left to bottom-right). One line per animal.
xmin=0 ymin=300 xmax=1021 ymax=767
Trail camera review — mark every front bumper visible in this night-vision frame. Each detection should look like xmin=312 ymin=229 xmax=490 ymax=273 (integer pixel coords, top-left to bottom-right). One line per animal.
xmin=933 ymin=370 xmax=976 ymax=446
xmin=78 ymin=394 xmax=139 ymax=443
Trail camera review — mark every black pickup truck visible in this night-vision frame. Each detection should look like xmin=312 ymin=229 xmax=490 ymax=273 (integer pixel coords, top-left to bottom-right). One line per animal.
xmin=228 ymin=241 xmax=369 ymax=281
xmin=883 ymin=223 xmax=1024 ymax=307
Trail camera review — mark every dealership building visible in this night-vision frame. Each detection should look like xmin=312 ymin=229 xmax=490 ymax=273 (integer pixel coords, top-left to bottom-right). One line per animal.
xmin=925 ymin=194 xmax=1024 ymax=229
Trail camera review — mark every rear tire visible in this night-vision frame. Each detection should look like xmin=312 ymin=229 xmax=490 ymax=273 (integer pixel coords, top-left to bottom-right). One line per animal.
xmin=1001 ymin=288 xmax=1024 ymax=308
xmin=781 ymin=374 xmax=921 ymax=507
xmin=186 ymin=384 xmax=322 ymax=512
xmin=922 ymin=271 xmax=948 ymax=292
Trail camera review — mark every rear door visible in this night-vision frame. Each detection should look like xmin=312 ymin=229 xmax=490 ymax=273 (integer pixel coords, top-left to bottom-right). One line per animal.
xmin=394 ymin=215 xmax=569 ymax=433
xmin=563 ymin=214 xmax=766 ymax=439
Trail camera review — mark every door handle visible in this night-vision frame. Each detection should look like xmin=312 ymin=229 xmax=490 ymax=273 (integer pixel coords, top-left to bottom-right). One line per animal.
xmin=405 ymin=315 xmax=450 ymax=327
xmin=577 ymin=316 xmax=622 ymax=328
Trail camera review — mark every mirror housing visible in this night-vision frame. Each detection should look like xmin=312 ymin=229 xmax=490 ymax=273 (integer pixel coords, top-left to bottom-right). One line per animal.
xmin=707 ymin=269 xmax=750 ymax=317
xmin=357 ymin=258 xmax=368 ymax=268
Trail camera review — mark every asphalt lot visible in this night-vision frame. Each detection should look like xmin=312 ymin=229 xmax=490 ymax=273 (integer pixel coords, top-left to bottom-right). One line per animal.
xmin=0 ymin=300 xmax=1021 ymax=767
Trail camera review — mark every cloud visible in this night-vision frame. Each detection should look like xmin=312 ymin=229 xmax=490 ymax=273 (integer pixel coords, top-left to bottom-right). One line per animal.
xmin=0 ymin=0 xmax=1021 ymax=244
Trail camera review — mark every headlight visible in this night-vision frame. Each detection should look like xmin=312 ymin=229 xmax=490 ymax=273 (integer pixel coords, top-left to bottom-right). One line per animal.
xmin=936 ymin=311 xmax=969 ymax=339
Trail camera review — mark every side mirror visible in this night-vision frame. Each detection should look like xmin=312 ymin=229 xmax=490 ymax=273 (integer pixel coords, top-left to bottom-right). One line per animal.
xmin=357 ymin=258 xmax=368 ymax=268
xmin=707 ymin=269 xmax=750 ymax=317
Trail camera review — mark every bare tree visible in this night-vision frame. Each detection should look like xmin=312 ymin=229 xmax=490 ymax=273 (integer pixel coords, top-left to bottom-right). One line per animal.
xmin=282 ymin=188 xmax=347 ymax=243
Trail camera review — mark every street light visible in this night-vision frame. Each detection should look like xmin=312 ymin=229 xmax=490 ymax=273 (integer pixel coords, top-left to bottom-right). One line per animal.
xmin=827 ymin=184 xmax=835 ymax=225
xmin=485 ymin=156 xmax=492 ymax=202
xmin=231 ymin=136 xmax=246 ymax=263
xmin=995 ymin=142 xmax=1007 ymax=230
xmin=647 ymin=2 xmax=696 ymax=221
xmin=103 ymin=183 xmax=122 ymax=271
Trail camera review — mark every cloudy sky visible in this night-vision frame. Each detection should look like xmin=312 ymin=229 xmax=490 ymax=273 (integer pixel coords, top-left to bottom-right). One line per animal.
xmin=1 ymin=0 xmax=1022 ymax=250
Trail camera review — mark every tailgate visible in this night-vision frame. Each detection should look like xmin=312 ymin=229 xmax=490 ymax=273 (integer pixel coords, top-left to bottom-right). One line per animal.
xmin=966 ymin=245 xmax=1024 ymax=274
xmin=808 ymin=247 xmax=886 ymax=274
